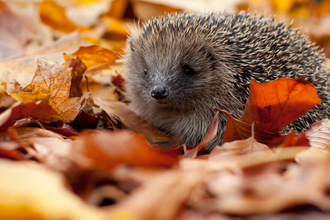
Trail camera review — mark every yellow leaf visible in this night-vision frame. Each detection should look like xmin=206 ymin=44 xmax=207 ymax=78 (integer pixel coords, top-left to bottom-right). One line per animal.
xmin=0 ymin=159 xmax=107 ymax=220
xmin=102 ymin=15 xmax=129 ymax=37
xmin=63 ymin=45 xmax=120 ymax=71
xmin=10 ymin=58 xmax=81 ymax=123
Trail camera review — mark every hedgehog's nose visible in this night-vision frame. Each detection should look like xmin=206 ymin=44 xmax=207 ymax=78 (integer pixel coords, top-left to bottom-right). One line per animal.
xmin=151 ymin=85 xmax=169 ymax=99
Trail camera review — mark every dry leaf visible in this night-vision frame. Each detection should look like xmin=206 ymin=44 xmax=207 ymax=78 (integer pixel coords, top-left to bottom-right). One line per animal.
xmin=0 ymin=159 xmax=107 ymax=220
xmin=66 ymin=57 xmax=87 ymax=97
xmin=0 ymin=31 xmax=91 ymax=94
xmin=209 ymin=131 xmax=271 ymax=162
xmin=74 ymin=130 xmax=178 ymax=170
xmin=63 ymin=45 xmax=121 ymax=72
xmin=10 ymin=58 xmax=81 ymax=122
xmin=39 ymin=0 xmax=88 ymax=33
xmin=0 ymin=101 xmax=56 ymax=133
xmin=111 ymin=169 xmax=206 ymax=220
xmin=241 ymin=78 xmax=321 ymax=133
xmin=196 ymin=161 xmax=330 ymax=215
xmin=221 ymin=109 xmax=288 ymax=147
xmin=29 ymin=137 xmax=73 ymax=171
xmin=305 ymin=119 xmax=330 ymax=149
xmin=0 ymin=127 xmax=64 ymax=140
xmin=295 ymin=147 xmax=330 ymax=164
xmin=280 ymin=131 xmax=310 ymax=148
xmin=93 ymin=97 xmax=170 ymax=143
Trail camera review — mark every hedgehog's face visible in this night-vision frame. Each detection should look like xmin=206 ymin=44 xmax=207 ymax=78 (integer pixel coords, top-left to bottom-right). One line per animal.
xmin=124 ymin=31 xmax=224 ymax=117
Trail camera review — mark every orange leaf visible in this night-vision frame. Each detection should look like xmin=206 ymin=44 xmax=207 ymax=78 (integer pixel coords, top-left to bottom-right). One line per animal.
xmin=241 ymin=78 xmax=321 ymax=133
xmin=39 ymin=0 xmax=89 ymax=33
xmin=101 ymin=16 xmax=129 ymax=38
xmin=221 ymin=110 xmax=288 ymax=147
xmin=280 ymin=132 xmax=310 ymax=148
xmin=106 ymin=0 xmax=129 ymax=19
xmin=75 ymin=130 xmax=178 ymax=170
xmin=63 ymin=45 xmax=120 ymax=71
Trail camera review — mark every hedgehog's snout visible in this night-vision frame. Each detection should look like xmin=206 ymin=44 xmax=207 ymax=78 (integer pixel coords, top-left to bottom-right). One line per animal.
xmin=151 ymin=85 xmax=169 ymax=100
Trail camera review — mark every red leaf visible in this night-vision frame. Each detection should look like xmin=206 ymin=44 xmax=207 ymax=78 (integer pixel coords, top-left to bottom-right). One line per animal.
xmin=0 ymin=101 xmax=57 ymax=133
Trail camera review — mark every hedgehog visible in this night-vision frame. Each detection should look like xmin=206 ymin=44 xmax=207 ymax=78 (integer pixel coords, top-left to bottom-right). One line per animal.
xmin=123 ymin=11 xmax=330 ymax=150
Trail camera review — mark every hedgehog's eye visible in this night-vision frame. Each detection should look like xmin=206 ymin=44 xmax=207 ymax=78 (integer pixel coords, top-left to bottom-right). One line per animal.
xmin=183 ymin=65 xmax=196 ymax=75
xmin=144 ymin=69 xmax=148 ymax=75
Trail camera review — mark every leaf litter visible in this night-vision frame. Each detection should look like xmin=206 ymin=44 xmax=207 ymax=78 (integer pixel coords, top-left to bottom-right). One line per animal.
xmin=0 ymin=1 xmax=330 ymax=220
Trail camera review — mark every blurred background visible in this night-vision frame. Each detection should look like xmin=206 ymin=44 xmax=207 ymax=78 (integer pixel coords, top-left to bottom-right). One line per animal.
xmin=1 ymin=0 xmax=330 ymax=58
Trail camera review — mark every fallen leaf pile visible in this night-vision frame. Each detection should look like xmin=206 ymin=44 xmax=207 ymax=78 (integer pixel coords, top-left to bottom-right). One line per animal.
xmin=1 ymin=1 xmax=330 ymax=220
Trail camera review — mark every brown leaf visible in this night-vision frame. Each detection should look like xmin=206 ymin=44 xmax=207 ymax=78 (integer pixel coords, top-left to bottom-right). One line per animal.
xmin=74 ymin=130 xmax=178 ymax=170
xmin=69 ymin=111 xmax=100 ymax=131
xmin=241 ymin=78 xmax=321 ymax=133
xmin=67 ymin=57 xmax=87 ymax=97
xmin=209 ymin=130 xmax=271 ymax=162
xmin=43 ymin=123 xmax=79 ymax=137
xmin=111 ymin=74 xmax=125 ymax=90
xmin=93 ymin=97 xmax=170 ymax=143
xmin=0 ymin=101 xmax=56 ymax=133
xmin=0 ymin=127 xmax=65 ymax=140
